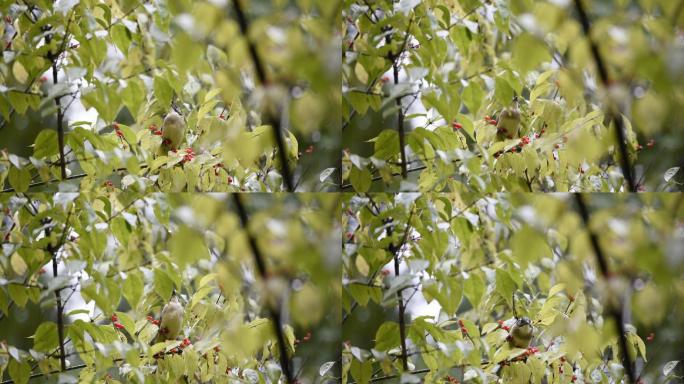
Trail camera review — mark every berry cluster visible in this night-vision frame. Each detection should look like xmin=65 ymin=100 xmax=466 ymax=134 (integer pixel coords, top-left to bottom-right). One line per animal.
xmin=457 ymin=319 xmax=468 ymax=336
xmin=497 ymin=319 xmax=510 ymax=331
xmin=111 ymin=314 xmax=124 ymax=330
xmin=113 ymin=123 xmax=123 ymax=139
xmin=182 ymin=148 xmax=195 ymax=163
xmin=636 ymin=138 xmax=656 ymax=151
xmin=294 ymin=330 xmax=312 ymax=346
xmin=149 ymin=124 xmax=162 ymax=136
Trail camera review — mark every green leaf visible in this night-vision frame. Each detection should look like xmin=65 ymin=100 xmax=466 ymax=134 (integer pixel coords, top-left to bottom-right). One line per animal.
xmin=169 ymin=226 xmax=210 ymax=268
xmin=349 ymin=166 xmax=371 ymax=192
xmin=8 ymin=358 xmax=30 ymax=384
xmin=122 ymin=272 xmax=144 ymax=309
xmin=33 ymin=130 xmax=59 ymax=159
xmin=33 ymin=322 xmax=58 ymax=352
xmin=512 ymin=33 xmax=551 ymax=75
xmin=374 ymin=321 xmax=400 ymax=351
xmin=495 ymin=76 xmax=515 ymax=105
xmin=510 ymin=226 xmax=552 ymax=267
xmin=8 ymin=284 xmax=28 ymax=308
xmin=154 ymin=75 xmax=174 ymax=108
xmin=8 ymin=166 xmax=30 ymax=193
xmin=371 ymin=130 xmax=400 ymax=160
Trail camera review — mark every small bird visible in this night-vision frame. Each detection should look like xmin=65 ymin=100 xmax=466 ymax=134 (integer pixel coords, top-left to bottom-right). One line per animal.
xmin=161 ymin=110 xmax=186 ymax=151
xmin=508 ymin=317 xmax=534 ymax=348
xmin=496 ymin=106 xmax=521 ymax=141
xmin=156 ymin=295 xmax=184 ymax=342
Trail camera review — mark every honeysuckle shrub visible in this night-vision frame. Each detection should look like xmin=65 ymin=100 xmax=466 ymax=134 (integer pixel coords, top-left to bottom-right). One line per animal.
xmin=0 ymin=0 xmax=341 ymax=193
xmin=0 ymin=193 xmax=341 ymax=383
xmin=342 ymin=0 xmax=684 ymax=192
xmin=342 ymin=192 xmax=683 ymax=383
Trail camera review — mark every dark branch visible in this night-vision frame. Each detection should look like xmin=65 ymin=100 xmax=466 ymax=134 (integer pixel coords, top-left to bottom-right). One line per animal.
xmin=231 ymin=194 xmax=293 ymax=383
xmin=573 ymin=0 xmax=636 ymax=192
xmin=574 ymin=194 xmax=636 ymax=383
xmin=231 ymin=0 xmax=294 ymax=192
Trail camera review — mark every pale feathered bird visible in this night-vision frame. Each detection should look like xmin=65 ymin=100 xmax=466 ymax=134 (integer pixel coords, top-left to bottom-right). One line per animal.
xmin=161 ymin=110 xmax=185 ymax=151
xmin=156 ymin=295 xmax=184 ymax=342
xmin=496 ymin=106 xmax=521 ymax=141
xmin=508 ymin=317 xmax=533 ymax=348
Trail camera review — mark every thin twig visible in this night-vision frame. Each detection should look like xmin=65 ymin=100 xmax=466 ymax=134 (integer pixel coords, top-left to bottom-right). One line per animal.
xmin=231 ymin=194 xmax=293 ymax=383
xmin=387 ymin=18 xmax=414 ymax=179
xmin=387 ymin=208 xmax=415 ymax=372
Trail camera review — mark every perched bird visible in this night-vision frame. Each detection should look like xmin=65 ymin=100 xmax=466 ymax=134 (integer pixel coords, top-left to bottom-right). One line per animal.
xmin=156 ymin=295 xmax=184 ymax=342
xmin=496 ymin=106 xmax=521 ymax=141
xmin=161 ymin=110 xmax=185 ymax=151
xmin=508 ymin=317 xmax=534 ymax=348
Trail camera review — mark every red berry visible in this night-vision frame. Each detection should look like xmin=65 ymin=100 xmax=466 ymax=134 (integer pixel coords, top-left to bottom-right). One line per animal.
xmin=305 ymin=145 xmax=314 ymax=154
xmin=485 ymin=115 xmax=491 ymax=121
xmin=571 ymin=375 xmax=577 ymax=382
xmin=111 ymin=314 xmax=118 ymax=322
xmin=218 ymin=114 xmax=225 ymax=120
xmin=458 ymin=319 xmax=464 ymax=326
xmin=452 ymin=122 xmax=462 ymax=130
xmin=114 ymin=322 xmax=124 ymax=329
xmin=214 ymin=346 xmax=221 ymax=352
xmin=147 ymin=315 xmax=154 ymax=322
xmin=113 ymin=122 xmax=119 ymax=129
xmin=647 ymin=139 xmax=655 ymax=148
xmin=497 ymin=320 xmax=504 ymax=325
xmin=149 ymin=124 xmax=157 ymax=130
xmin=488 ymin=119 xmax=498 ymax=126
xmin=116 ymin=130 xmax=124 ymax=138
xmin=152 ymin=319 xmax=160 ymax=326
xmin=646 ymin=332 xmax=654 ymax=342
xmin=227 ymin=176 xmax=233 ymax=183
xmin=302 ymin=331 xmax=312 ymax=341
xmin=154 ymin=130 xmax=163 ymax=136
xmin=502 ymin=325 xmax=510 ymax=331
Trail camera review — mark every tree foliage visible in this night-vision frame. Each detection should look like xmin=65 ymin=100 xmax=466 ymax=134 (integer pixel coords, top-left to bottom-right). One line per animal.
xmin=0 ymin=193 xmax=341 ymax=383
xmin=342 ymin=193 xmax=684 ymax=383
xmin=0 ymin=0 xmax=340 ymax=192
xmin=342 ymin=0 xmax=684 ymax=192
